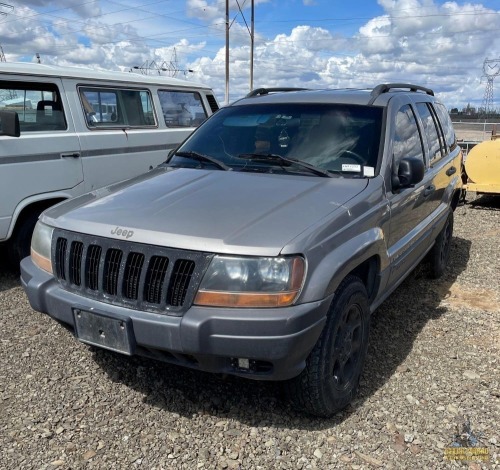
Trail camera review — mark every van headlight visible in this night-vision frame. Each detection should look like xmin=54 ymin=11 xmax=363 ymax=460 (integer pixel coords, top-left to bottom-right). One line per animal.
xmin=31 ymin=221 xmax=54 ymax=274
xmin=194 ymin=255 xmax=305 ymax=308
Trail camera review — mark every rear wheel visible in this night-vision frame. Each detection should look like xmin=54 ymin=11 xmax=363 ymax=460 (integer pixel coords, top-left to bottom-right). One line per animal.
xmin=427 ymin=210 xmax=453 ymax=279
xmin=284 ymin=275 xmax=370 ymax=417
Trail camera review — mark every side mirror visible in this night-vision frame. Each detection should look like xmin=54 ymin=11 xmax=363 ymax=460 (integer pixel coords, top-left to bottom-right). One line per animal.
xmin=0 ymin=110 xmax=21 ymax=137
xmin=392 ymin=156 xmax=425 ymax=190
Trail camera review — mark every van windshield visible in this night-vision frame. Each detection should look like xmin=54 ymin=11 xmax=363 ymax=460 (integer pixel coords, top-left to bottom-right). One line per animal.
xmin=171 ymin=103 xmax=383 ymax=176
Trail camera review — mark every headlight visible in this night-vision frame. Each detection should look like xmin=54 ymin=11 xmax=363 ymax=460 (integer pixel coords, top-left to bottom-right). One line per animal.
xmin=194 ymin=255 xmax=305 ymax=308
xmin=31 ymin=221 xmax=54 ymax=274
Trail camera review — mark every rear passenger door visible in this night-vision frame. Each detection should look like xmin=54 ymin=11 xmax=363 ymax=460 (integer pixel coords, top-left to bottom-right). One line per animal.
xmin=414 ymin=102 xmax=449 ymax=216
xmin=0 ymin=78 xmax=82 ymax=241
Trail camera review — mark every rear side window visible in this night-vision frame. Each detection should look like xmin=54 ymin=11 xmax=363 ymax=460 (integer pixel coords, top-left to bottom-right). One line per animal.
xmin=416 ymin=102 xmax=444 ymax=163
xmin=79 ymin=87 xmax=156 ymax=128
xmin=0 ymin=81 xmax=66 ymax=132
xmin=433 ymin=102 xmax=456 ymax=150
xmin=158 ymin=90 xmax=208 ymax=128
xmin=393 ymin=104 xmax=424 ymax=170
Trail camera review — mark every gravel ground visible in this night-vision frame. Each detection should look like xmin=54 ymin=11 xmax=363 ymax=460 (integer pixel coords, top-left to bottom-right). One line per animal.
xmin=0 ymin=195 xmax=498 ymax=470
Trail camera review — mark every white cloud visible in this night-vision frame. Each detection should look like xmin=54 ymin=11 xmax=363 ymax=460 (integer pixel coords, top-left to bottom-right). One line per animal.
xmin=1 ymin=0 xmax=499 ymax=108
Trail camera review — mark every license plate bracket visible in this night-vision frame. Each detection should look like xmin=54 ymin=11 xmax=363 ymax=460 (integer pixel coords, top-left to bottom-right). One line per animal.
xmin=73 ymin=309 xmax=134 ymax=355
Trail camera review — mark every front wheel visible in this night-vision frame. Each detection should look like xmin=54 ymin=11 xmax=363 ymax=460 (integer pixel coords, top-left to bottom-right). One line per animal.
xmin=284 ymin=275 xmax=370 ymax=417
xmin=7 ymin=210 xmax=41 ymax=271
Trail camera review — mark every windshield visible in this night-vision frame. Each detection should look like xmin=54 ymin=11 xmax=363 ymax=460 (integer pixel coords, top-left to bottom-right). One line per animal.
xmin=170 ymin=102 xmax=383 ymax=176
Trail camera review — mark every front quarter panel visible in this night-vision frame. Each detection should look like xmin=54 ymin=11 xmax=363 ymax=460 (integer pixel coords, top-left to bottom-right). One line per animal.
xmin=289 ymin=176 xmax=390 ymax=304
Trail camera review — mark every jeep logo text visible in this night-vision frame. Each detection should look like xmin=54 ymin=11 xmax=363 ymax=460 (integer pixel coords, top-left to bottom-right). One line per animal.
xmin=110 ymin=226 xmax=134 ymax=239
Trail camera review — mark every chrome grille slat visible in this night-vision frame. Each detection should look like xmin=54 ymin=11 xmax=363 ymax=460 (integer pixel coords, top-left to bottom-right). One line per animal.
xmin=85 ymin=244 xmax=102 ymax=291
xmin=55 ymin=238 xmax=67 ymax=280
xmin=144 ymin=256 xmax=169 ymax=304
xmin=123 ymin=252 xmax=145 ymax=300
xmin=168 ymin=259 xmax=195 ymax=307
xmin=69 ymin=241 xmax=84 ymax=286
xmin=51 ymin=230 xmax=211 ymax=315
xmin=104 ymin=248 xmax=123 ymax=296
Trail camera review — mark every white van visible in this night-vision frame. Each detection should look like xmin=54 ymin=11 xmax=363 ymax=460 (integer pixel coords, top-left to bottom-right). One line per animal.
xmin=0 ymin=63 xmax=219 ymax=265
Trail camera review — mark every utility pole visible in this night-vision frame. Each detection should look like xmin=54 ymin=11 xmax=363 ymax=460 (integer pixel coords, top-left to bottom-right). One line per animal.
xmin=225 ymin=0 xmax=230 ymax=105
xmin=250 ymin=0 xmax=254 ymax=92
xmin=225 ymin=0 xmax=255 ymax=102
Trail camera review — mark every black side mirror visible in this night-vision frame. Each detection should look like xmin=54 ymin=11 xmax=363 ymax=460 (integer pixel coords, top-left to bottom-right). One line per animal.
xmin=0 ymin=110 xmax=21 ymax=137
xmin=392 ymin=156 xmax=425 ymax=190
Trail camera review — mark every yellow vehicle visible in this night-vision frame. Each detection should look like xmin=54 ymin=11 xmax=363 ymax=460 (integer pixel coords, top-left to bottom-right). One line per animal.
xmin=464 ymin=139 xmax=500 ymax=195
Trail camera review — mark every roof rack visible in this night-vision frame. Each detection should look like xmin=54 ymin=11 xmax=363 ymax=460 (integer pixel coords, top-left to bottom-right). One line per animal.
xmin=369 ymin=83 xmax=434 ymax=105
xmin=246 ymin=87 xmax=308 ymax=98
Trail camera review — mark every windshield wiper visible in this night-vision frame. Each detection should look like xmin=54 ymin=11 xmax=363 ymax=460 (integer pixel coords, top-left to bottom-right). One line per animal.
xmin=238 ymin=153 xmax=333 ymax=178
xmin=171 ymin=151 xmax=230 ymax=171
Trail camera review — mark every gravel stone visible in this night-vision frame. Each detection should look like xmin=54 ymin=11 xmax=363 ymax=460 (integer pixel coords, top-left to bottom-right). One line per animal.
xmin=0 ymin=194 xmax=498 ymax=469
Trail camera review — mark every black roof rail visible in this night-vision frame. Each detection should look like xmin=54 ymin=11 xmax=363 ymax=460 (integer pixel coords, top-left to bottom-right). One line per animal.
xmin=369 ymin=83 xmax=434 ymax=105
xmin=246 ymin=87 xmax=308 ymax=98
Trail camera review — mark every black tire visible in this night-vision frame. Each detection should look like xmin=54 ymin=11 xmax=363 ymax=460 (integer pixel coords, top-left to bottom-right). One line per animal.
xmin=7 ymin=210 xmax=41 ymax=271
xmin=427 ymin=210 xmax=454 ymax=279
xmin=284 ymin=275 xmax=370 ymax=417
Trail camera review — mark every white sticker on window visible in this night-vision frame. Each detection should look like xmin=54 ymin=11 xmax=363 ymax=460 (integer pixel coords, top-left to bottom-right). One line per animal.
xmin=363 ymin=166 xmax=375 ymax=177
xmin=342 ymin=164 xmax=361 ymax=172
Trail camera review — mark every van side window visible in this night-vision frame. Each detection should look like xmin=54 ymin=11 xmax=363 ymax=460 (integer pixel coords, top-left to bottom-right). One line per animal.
xmin=158 ymin=90 xmax=208 ymax=128
xmin=393 ymin=104 xmax=425 ymax=172
xmin=0 ymin=81 xmax=66 ymax=132
xmin=433 ymin=102 xmax=457 ymax=151
xmin=416 ymin=102 xmax=444 ymax=163
xmin=79 ymin=87 xmax=156 ymax=128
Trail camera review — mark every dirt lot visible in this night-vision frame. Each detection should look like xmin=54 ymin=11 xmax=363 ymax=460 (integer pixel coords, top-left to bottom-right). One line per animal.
xmin=0 ymin=195 xmax=498 ymax=469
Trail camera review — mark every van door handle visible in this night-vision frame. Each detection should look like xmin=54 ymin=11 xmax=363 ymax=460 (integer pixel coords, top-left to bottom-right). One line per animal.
xmin=61 ymin=152 xmax=81 ymax=158
xmin=446 ymin=166 xmax=456 ymax=176
xmin=424 ymin=185 xmax=435 ymax=197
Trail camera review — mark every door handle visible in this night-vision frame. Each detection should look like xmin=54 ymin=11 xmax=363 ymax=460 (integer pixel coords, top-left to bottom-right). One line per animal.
xmin=424 ymin=185 xmax=435 ymax=197
xmin=61 ymin=152 xmax=81 ymax=158
xmin=446 ymin=166 xmax=456 ymax=176
xmin=61 ymin=152 xmax=80 ymax=158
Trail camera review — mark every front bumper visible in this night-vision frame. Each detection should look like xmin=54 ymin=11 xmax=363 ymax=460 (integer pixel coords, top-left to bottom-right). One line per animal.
xmin=21 ymin=257 xmax=331 ymax=380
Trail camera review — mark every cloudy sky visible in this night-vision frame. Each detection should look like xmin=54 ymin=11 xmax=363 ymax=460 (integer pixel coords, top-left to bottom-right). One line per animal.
xmin=1 ymin=0 xmax=500 ymax=108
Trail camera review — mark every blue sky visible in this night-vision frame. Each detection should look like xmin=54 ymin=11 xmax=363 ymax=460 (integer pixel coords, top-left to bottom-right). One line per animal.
xmin=2 ymin=0 xmax=500 ymax=108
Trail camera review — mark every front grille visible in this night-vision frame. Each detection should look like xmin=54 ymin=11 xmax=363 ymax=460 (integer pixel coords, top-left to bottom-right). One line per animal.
xmin=52 ymin=230 xmax=212 ymax=315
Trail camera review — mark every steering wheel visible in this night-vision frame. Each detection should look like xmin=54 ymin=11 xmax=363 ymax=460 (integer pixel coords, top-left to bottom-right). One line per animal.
xmin=341 ymin=150 xmax=365 ymax=164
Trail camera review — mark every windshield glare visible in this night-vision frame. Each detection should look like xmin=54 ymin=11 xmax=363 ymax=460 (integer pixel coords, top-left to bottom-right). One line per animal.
xmin=172 ymin=103 xmax=383 ymax=175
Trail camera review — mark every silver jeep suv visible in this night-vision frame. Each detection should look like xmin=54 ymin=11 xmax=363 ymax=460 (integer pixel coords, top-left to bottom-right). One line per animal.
xmin=22 ymin=84 xmax=463 ymax=417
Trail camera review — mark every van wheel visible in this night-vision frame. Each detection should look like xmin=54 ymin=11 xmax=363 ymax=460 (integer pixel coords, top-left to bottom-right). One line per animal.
xmin=7 ymin=210 xmax=41 ymax=271
xmin=427 ymin=210 xmax=453 ymax=279
xmin=284 ymin=275 xmax=370 ymax=417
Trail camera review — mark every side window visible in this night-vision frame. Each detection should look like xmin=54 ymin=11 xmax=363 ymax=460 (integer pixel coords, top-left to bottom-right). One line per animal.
xmin=79 ymin=87 xmax=156 ymax=128
xmin=416 ymin=102 xmax=444 ymax=163
xmin=158 ymin=90 xmax=208 ymax=128
xmin=393 ymin=104 xmax=424 ymax=171
xmin=0 ymin=81 xmax=66 ymax=132
xmin=434 ymin=102 xmax=457 ymax=150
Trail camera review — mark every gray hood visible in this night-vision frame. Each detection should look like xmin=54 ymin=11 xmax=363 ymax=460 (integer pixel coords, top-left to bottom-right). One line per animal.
xmin=43 ymin=167 xmax=368 ymax=256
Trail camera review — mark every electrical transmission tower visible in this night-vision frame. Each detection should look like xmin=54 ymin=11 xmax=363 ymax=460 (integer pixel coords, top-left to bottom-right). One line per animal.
xmin=481 ymin=58 xmax=500 ymax=115
xmin=0 ymin=3 xmax=14 ymax=62
xmin=132 ymin=48 xmax=192 ymax=77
